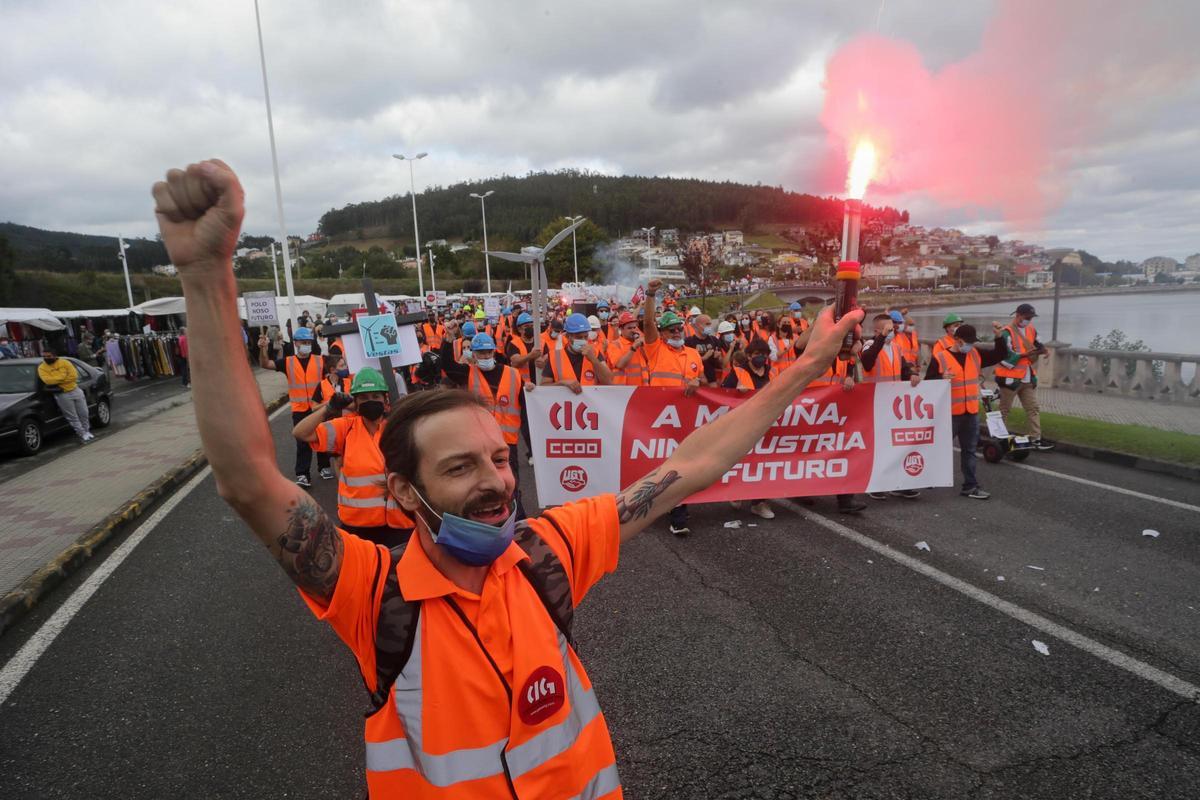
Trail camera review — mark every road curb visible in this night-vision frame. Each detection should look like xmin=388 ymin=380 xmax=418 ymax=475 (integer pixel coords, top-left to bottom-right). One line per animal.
xmin=1045 ymin=440 xmax=1200 ymax=483
xmin=0 ymin=391 xmax=289 ymax=639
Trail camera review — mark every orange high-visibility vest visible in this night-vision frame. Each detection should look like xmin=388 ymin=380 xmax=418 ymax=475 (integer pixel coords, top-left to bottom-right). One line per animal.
xmin=317 ymin=376 xmax=352 ymax=408
xmin=935 ymin=348 xmax=982 ymax=415
xmin=508 ymin=336 xmax=536 ymax=383
xmin=453 ymin=338 xmax=468 ymax=364
xmin=286 ymin=355 xmax=325 ymax=412
xmin=809 ymin=357 xmax=850 ymax=387
xmin=468 ymin=365 xmax=523 ymax=445
xmin=549 ymin=347 xmax=600 ymax=385
xmin=732 ymin=366 xmax=758 ymax=391
xmin=608 ymin=338 xmax=647 ymax=386
xmin=863 ymin=342 xmax=902 ymax=383
xmin=995 ymin=323 xmax=1038 ymax=380
xmin=931 ymin=334 xmax=957 ymax=359
xmin=770 ymin=333 xmax=797 ymax=377
xmin=645 ymin=340 xmax=703 ymax=387
xmin=328 ymin=336 xmax=345 ymax=356
xmin=895 ymin=329 xmax=919 ymax=366
xmin=422 ymin=322 xmax=444 ymax=350
xmin=314 ymin=415 xmax=413 ymax=529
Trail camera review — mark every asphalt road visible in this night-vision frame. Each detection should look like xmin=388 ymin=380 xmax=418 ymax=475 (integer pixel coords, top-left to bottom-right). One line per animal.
xmin=0 ymin=375 xmax=191 ymax=485
xmin=1 ymin=407 xmax=1198 ymax=798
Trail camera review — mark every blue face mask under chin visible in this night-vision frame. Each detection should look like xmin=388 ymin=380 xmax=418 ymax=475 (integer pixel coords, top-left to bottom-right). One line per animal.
xmin=414 ymin=487 xmax=516 ymax=566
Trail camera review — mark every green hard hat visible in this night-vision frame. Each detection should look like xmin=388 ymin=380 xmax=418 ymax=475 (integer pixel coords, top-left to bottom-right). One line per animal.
xmin=658 ymin=311 xmax=684 ymax=329
xmin=942 ymin=312 xmax=963 ymax=327
xmin=350 ymin=367 xmax=387 ymax=395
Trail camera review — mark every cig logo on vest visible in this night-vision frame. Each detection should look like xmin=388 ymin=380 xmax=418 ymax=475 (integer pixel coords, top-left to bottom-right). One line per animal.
xmin=519 ymin=666 xmax=566 ymax=725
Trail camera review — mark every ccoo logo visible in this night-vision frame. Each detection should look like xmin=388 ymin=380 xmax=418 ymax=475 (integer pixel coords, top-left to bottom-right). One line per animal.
xmin=518 ymin=666 xmax=566 ymax=726
xmin=893 ymin=394 xmax=935 ymax=421
xmin=903 ymin=451 xmax=925 ymax=476
xmin=549 ymin=400 xmax=599 ymax=431
xmin=559 ymin=466 xmax=589 ymax=492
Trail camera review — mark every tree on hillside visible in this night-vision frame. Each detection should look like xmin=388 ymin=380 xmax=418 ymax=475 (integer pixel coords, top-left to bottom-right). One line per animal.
xmin=0 ymin=235 xmax=17 ymax=304
xmin=677 ymin=237 xmax=715 ymax=303
xmin=986 ymin=235 xmax=1000 ymax=253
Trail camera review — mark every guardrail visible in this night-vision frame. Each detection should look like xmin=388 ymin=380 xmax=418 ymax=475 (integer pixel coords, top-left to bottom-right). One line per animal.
xmin=915 ymin=339 xmax=1199 ymax=405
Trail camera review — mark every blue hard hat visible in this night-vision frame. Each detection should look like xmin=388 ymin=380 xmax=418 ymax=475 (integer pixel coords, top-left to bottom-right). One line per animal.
xmin=463 ymin=321 xmax=477 ymax=337
xmin=502 ymin=306 xmax=512 ymax=315
xmin=888 ymin=310 xmax=905 ymax=323
xmin=597 ymin=300 xmax=610 ymax=309
xmin=789 ymin=302 xmax=802 ymax=311
xmin=516 ymin=312 xmax=533 ymax=325
xmin=293 ymin=327 xmax=314 ymax=341
xmin=564 ymin=313 xmax=590 ymax=334
xmin=470 ymin=333 xmax=497 ymax=352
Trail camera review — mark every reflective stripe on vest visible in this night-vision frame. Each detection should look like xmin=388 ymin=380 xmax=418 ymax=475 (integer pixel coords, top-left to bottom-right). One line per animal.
xmin=995 ymin=323 xmax=1037 ymax=379
xmin=809 ymin=358 xmax=848 ymax=387
xmin=612 ymin=341 xmax=646 ymax=386
xmin=364 ymin=616 xmax=617 ymax=792
xmin=286 ymin=355 xmax=324 ymax=412
xmin=863 ymin=343 xmax=901 ymax=383
xmin=550 ymin=347 xmax=598 ymax=386
xmin=935 ymin=349 xmax=981 ymax=415
xmin=896 ymin=330 xmax=919 ymax=364
xmin=770 ymin=333 xmax=797 ymax=377
xmin=335 ymin=418 xmax=412 ymax=528
xmin=423 ymin=323 xmax=444 ymax=350
xmin=647 ymin=344 xmax=699 ymax=387
xmin=931 ymin=334 xmax=956 ymax=359
xmin=469 ymin=365 xmax=523 ymax=445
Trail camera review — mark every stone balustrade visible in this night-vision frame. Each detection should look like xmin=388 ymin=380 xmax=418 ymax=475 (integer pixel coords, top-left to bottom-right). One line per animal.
xmin=915 ymin=338 xmax=1200 ymax=405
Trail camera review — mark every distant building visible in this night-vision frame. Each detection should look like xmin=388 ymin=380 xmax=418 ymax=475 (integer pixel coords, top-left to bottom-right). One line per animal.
xmin=660 ymin=228 xmax=680 ymax=246
xmin=1186 ymin=253 xmax=1200 ymax=271
xmin=1140 ymin=256 xmax=1178 ymax=277
xmin=723 ymin=230 xmax=744 ymax=245
xmin=638 ymin=266 xmax=687 ymax=282
xmin=152 ymin=264 xmax=177 ymax=276
xmin=864 ymin=263 xmax=901 ymax=280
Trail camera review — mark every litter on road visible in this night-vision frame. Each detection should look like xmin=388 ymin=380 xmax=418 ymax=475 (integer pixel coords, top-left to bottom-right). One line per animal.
xmin=915 ymin=541 xmax=930 ymax=551
xmin=1026 ymin=565 xmax=1046 ymax=571
xmin=1142 ymin=529 xmax=1160 ymax=538
xmin=1032 ymin=641 xmax=1051 ymax=656
xmin=997 ymin=576 xmax=1006 ymax=582
xmin=723 ymin=520 xmax=742 ymax=529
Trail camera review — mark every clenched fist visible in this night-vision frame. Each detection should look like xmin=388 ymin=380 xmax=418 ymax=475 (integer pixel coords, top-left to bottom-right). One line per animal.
xmin=151 ymin=159 xmax=244 ymax=275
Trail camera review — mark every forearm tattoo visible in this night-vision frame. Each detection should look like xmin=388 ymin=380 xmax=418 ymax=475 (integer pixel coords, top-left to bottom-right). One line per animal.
xmin=277 ymin=497 xmax=343 ymax=599
xmin=616 ymin=469 xmax=681 ymax=523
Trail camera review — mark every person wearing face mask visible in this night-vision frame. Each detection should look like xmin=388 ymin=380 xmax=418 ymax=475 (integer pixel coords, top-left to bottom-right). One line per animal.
xmin=311 ymin=356 xmax=353 ymax=480
xmin=586 ymin=315 xmax=609 ymax=365
xmin=37 ymin=348 xmax=94 ymax=443
xmin=422 ymin=313 xmax=445 ymax=351
xmin=450 ymin=321 xmax=477 ymax=365
xmin=504 ymin=312 xmax=543 ymax=385
xmin=462 ymin=333 xmax=528 ymax=516
xmin=684 ymin=313 xmax=723 ymax=387
xmin=294 ymin=368 xmax=413 ymax=545
xmin=752 ymin=311 xmax=776 ymax=342
xmin=0 ymin=335 xmax=18 ymax=359
xmin=596 ymin=300 xmax=617 ymax=341
xmin=543 ymin=313 xmax=614 ymax=394
xmin=931 ymin=313 xmax=964 ymax=359
xmin=924 ymin=324 xmax=1007 ymax=499
xmin=807 ymin=342 xmax=868 ymax=515
xmin=888 ymin=309 xmax=919 ymax=368
xmin=860 ymin=314 xmax=924 ymax=500
xmin=641 ymin=280 xmax=703 ymax=535
xmin=721 ymin=339 xmax=777 ymax=519
xmin=260 ymin=326 xmax=324 ymax=487
xmin=768 ymin=318 xmax=800 ymax=377
xmin=716 ymin=320 xmax=742 ymax=382
xmin=541 ymin=317 xmax=565 ymax=353
xmin=610 ymin=311 xmax=649 ymax=386
xmin=158 ymin=160 xmax=865 ymax=797
xmin=993 ymin=303 xmax=1053 ymax=451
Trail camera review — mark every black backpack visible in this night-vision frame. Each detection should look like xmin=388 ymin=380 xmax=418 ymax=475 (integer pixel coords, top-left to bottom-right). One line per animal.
xmin=363 ymin=516 xmax=577 ymax=715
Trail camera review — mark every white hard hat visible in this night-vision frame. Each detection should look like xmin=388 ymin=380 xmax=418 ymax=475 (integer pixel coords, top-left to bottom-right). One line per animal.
xmin=717 ymin=320 xmax=736 ymax=334
xmin=689 ymin=306 xmax=702 ymax=316
xmin=587 ymin=314 xmax=602 ymax=329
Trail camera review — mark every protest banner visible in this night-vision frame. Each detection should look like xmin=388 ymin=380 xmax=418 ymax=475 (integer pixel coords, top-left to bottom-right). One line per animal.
xmin=525 ymin=382 xmax=953 ymax=505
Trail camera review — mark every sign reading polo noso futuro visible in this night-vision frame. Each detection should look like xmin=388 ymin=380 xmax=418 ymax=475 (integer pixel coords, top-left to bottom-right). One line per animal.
xmin=525 ymin=382 xmax=954 ymax=506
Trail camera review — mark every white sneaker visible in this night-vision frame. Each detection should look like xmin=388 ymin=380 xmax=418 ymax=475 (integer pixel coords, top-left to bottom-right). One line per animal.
xmin=750 ymin=502 xmax=775 ymax=520
xmin=83 ymin=433 xmax=95 ymax=441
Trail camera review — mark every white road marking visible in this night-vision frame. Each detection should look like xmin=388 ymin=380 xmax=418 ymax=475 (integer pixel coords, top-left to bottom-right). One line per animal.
xmin=1005 ymin=460 xmax=1200 ymax=514
xmin=953 ymin=446 xmax=1200 ymax=514
xmin=775 ymin=499 xmax=1200 ymax=702
xmin=0 ymin=401 xmax=291 ymax=707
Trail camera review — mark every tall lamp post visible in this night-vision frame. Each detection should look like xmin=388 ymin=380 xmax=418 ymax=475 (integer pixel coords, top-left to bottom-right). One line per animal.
xmin=564 ymin=215 xmax=583 ymax=284
xmin=117 ymin=236 xmax=134 ymax=308
xmin=470 ymin=190 xmax=495 ymax=294
xmin=394 ymin=152 xmax=428 ymax=298
xmin=426 ymin=243 xmax=437 ymax=293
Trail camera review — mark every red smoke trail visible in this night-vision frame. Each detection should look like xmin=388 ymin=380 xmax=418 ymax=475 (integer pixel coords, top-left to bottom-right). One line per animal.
xmin=819 ymin=0 xmax=1198 ymax=226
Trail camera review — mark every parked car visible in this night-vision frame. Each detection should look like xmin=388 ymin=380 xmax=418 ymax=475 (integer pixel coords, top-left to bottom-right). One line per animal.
xmin=0 ymin=358 xmax=113 ymax=455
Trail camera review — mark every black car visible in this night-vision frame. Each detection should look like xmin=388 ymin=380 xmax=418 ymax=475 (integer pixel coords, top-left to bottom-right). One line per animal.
xmin=0 ymin=358 xmax=113 ymax=455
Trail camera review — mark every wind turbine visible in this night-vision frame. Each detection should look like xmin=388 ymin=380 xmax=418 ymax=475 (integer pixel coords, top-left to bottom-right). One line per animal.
xmin=485 ymin=217 xmax=587 ymax=384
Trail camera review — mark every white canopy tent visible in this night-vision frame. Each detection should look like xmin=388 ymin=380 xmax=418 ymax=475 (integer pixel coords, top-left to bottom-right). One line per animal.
xmin=134 ymin=297 xmax=188 ymax=317
xmin=0 ymin=307 xmax=66 ymax=331
xmin=52 ymin=308 xmax=139 ymax=319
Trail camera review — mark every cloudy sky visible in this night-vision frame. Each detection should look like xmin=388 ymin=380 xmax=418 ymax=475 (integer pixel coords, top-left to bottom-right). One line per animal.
xmin=2 ymin=0 xmax=1198 ymax=262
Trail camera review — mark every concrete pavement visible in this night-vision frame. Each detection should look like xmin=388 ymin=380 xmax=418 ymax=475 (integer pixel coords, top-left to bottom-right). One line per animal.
xmin=0 ymin=369 xmax=287 ymax=633
xmin=1 ymin=407 xmax=1197 ymax=798
xmin=1037 ymin=387 xmax=1200 ymax=436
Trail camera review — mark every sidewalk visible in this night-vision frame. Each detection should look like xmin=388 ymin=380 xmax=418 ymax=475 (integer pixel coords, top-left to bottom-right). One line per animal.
xmin=0 ymin=369 xmax=287 ymax=632
xmin=1036 ymin=388 xmax=1200 ymax=435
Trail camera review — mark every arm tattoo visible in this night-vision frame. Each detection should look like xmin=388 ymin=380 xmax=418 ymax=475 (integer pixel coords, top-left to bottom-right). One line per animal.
xmin=277 ymin=496 xmax=343 ymax=599
xmin=616 ymin=469 xmax=681 ymax=524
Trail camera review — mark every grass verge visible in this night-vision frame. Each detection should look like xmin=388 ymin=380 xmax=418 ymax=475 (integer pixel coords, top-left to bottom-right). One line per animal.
xmin=1003 ymin=408 xmax=1200 ymax=466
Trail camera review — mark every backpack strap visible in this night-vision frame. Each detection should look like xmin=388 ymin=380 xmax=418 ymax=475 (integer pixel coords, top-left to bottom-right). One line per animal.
xmin=364 ymin=520 xmax=576 ymax=715
xmin=365 ymin=544 xmax=420 ymax=716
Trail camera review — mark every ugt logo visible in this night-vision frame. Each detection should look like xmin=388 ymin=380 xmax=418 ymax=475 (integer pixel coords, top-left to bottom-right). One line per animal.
xmin=893 ymin=394 xmax=935 ymax=421
xmin=549 ymin=400 xmax=599 ymax=431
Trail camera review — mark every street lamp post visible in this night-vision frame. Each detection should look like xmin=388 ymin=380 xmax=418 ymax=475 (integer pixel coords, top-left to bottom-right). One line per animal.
xmin=470 ymin=190 xmax=495 ymax=294
xmin=394 ymin=152 xmax=428 ymax=299
xmin=270 ymin=242 xmax=281 ymax=298
xmin=427 ymin=243 xmax=437 ymax=293
xmin=117 ymin=236 xmax=134 ymax=307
